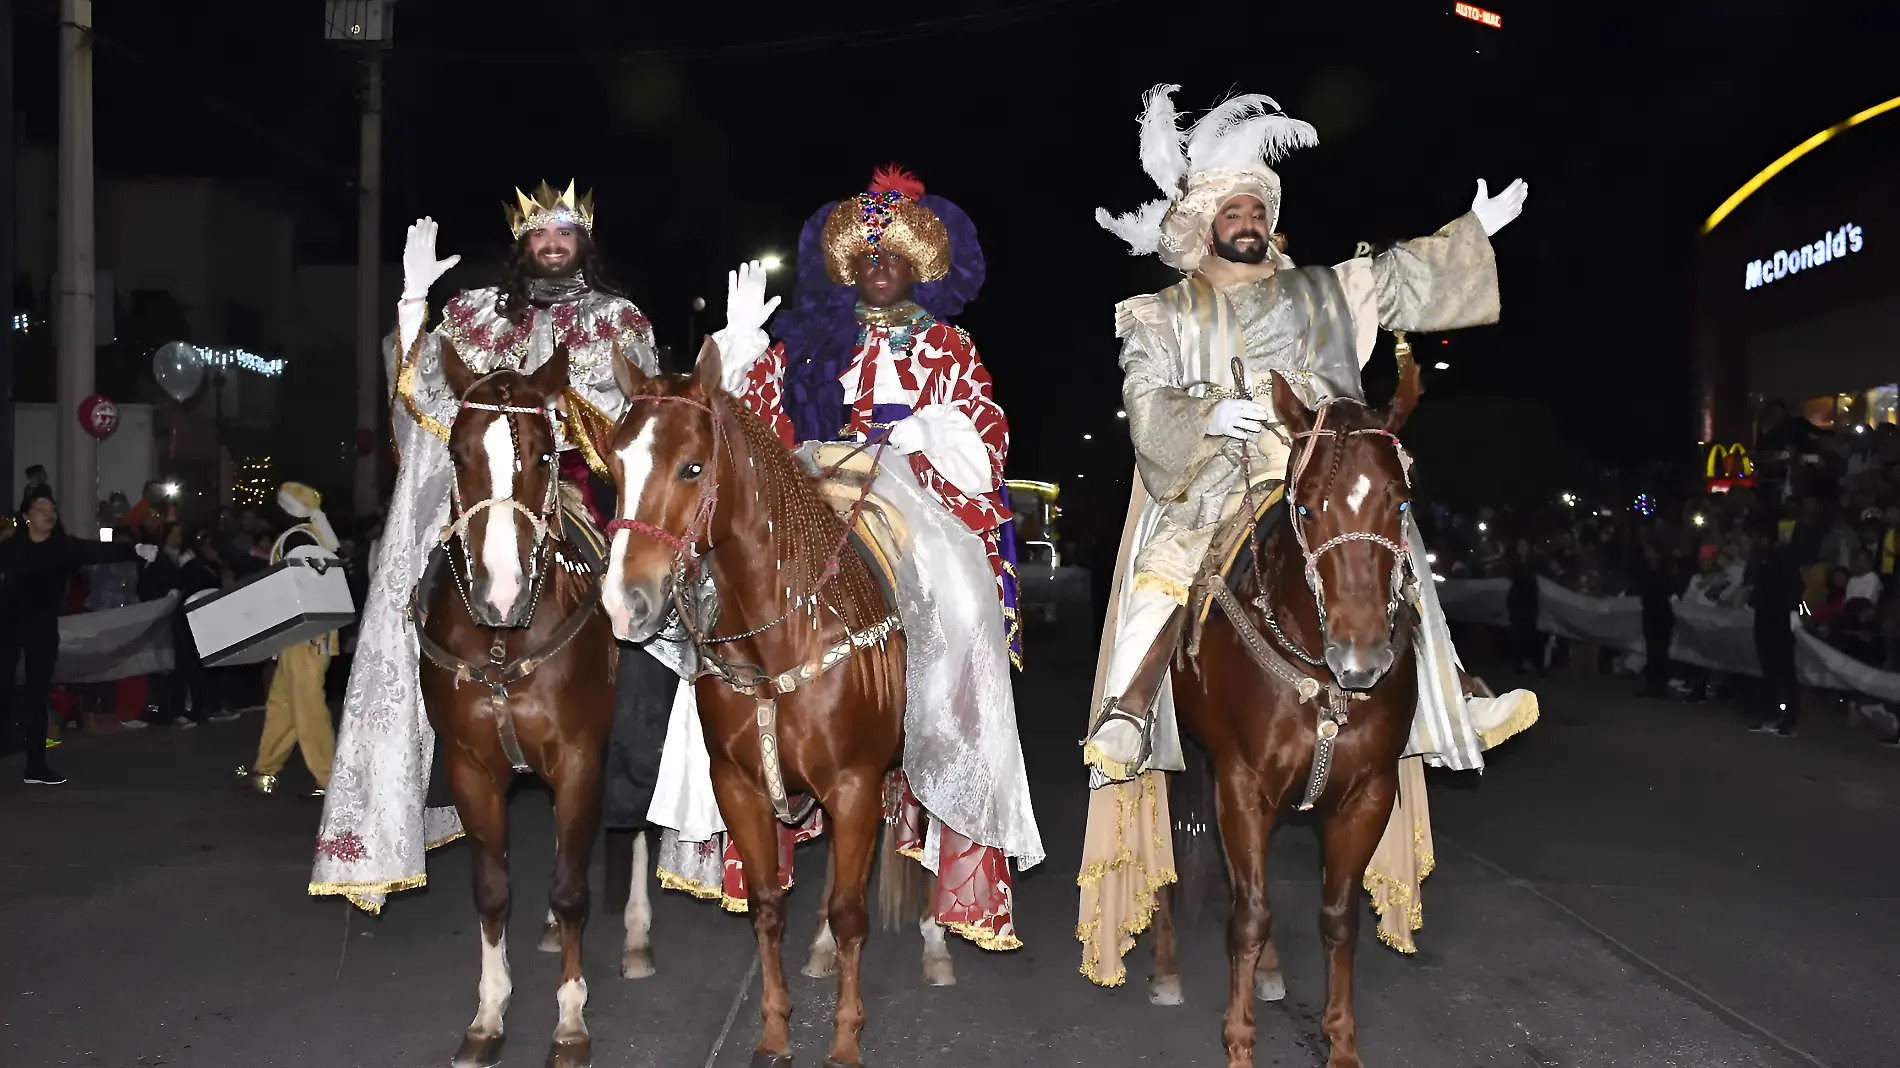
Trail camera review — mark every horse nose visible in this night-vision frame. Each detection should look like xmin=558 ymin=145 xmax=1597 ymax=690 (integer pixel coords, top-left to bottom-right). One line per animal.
xmin=1324 ymin=637 xmax=1395 ymax=692
xmin=473 ymin=570 xmax=521 ymax=624
xmin=605 ymin=581 xmax=655 ymax=640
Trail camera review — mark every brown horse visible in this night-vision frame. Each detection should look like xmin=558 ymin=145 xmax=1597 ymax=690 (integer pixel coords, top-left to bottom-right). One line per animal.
xmin=1150 ymin=367 xmax=1425 ymax=1068
xmin=419 ymin=339 xmax=620 ymax=1068
xmin=602 ymin=340 xmax=913 ymax=1067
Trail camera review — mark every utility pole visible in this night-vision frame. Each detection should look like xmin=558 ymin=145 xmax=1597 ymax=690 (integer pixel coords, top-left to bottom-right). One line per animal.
xmin=0 ymin=0 xmax=15 ymax=511
xmin=354 ymin=50 xmax=383 ymax=516
xmin=56 ymin=0 xmax=95 ymax=536
xmin=326 ymin=1 xmax=394 ymax=518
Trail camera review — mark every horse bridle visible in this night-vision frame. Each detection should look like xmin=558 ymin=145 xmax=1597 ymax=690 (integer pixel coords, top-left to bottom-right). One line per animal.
xmin=1281 ymin=401 xmax=1419 ymax=655
xmin=443 ymin=370 xmax=562 ymax=629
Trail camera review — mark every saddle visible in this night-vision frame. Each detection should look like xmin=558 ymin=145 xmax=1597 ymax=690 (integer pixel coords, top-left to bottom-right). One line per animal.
xmin=804 ymin=443 xmax=906 ymax=611
xmin=1182 ymin=482 xmax=1287 ymax=667
xmin=1103 ymin=482 xmax=1288 ymax=747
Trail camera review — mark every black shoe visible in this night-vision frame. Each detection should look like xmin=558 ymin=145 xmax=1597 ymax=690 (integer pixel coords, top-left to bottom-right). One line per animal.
xmin=24 ymin=765 xmax=67 ymax=785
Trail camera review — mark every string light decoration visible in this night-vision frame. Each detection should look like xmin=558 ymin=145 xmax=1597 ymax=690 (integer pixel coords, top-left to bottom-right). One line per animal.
xmin=199 ymin=346 xmax=286 ymax=377
xmin=233 ymin=456 xmax=274 ymax=507
xmin=1632 ymin=493 xmax=1657 ymax=517
xmin=11 ymin=313 xmax=29 ymax=332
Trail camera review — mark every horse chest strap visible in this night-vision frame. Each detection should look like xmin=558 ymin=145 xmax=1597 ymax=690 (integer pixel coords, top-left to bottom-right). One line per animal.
xmin=485 ymin=685 xmax=532 ymax=775
xmin=1296 ymin=692 xmax=1360 ymax=812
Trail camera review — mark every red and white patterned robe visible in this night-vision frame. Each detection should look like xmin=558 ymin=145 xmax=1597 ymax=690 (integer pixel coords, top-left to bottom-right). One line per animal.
xmin=701 ymin=313 xmax=1022 ymax=950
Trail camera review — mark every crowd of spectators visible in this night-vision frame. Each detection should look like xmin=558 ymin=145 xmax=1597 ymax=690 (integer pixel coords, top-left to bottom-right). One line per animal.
xmin=1418 ymin=408 xmax=1900 ymax=746
xmin=1 ymin=472 xmax=376 ymax=784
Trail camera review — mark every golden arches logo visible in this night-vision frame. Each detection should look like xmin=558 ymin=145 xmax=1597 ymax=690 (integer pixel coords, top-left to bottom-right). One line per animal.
xmin=1707 ymin=444 xmax=1754 ymax=480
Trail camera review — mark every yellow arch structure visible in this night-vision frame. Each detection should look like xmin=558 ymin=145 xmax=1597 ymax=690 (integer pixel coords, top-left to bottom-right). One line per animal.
xmin=1701 ymin=93 xmax=1900 ymax=235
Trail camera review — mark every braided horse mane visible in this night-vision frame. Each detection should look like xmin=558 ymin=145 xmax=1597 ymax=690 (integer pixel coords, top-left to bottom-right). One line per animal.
xmin=704 ymin=385 xmax=889 ymax=633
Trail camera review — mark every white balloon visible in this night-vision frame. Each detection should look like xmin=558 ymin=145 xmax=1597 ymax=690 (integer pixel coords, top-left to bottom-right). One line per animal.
xmin=153 ymin=341 xmax=206 ymax=403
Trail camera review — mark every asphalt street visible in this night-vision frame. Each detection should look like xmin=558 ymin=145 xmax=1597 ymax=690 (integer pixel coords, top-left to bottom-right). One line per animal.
xmin=3 ymin=615 xmax=1895 ymax=1068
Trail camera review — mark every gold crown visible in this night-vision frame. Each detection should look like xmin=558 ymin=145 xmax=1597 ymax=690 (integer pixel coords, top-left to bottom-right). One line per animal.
xmin=504 ymin=180 xmax=596 ymax=241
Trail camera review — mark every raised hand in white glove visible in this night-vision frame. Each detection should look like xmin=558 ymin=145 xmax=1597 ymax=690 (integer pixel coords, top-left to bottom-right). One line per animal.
xmin=712 ymin=260 xmax=782 ymax=394
xmin=884 ymin=417 xmax=928 ymax=455
xmin=133 ymin=543 xmax=158 ymax=564
xmin=401 ymin=217 xmax=462 ymax=300
xmin=1471 ymin=178 xmax=1529 ymax=237
xmin=1206 ymin=398 xmax=1272 ymax=440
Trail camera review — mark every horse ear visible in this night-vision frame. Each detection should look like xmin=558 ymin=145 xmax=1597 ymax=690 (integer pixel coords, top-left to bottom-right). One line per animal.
xmin=1385 ymin=360 xmax=1423 ymax=433
xmin=1267 ymin=371 xmax=1310 ymax=437
xmin=526 ymin=343 xmax=570 ymax=400
xmin=693 ymin=334 xmax=724 ymax=393
xmin=611 ymin=340 xmax=647 ymax=398
xmin=440 ymin=337 xmax=475 ymax=398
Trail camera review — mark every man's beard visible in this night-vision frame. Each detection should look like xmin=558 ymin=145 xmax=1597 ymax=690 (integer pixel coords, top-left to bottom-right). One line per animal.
xmin=528 ymin=252 xmax=582 ymax=279
xmin=1212 ymin=228 xmax=1270 ymax=265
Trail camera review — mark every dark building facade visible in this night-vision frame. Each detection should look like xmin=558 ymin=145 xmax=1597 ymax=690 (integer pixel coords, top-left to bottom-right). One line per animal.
xmin=1694 ymin=131 xmax=1900 ymax=447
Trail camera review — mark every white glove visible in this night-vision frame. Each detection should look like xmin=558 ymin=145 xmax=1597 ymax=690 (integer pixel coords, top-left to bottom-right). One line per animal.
xmin=884 ymin=417 xmax=928 ymax=455
xmin=1206 ymin=399 xmax=1271 ymax=440
xmin=401 ymin=217 xmax=462 ymax=300
xmin=712 ymin=260 xmax=781 ymax=394
xmin=1471 ymin=178 xmax=1529 ymax=237
xmin=133 ymin=543 xmax=158 ymax=563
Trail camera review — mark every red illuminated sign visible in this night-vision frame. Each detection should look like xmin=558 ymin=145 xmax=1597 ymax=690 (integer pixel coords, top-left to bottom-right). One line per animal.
xmin=1454 ymin=2 xmax=1502 ymax=28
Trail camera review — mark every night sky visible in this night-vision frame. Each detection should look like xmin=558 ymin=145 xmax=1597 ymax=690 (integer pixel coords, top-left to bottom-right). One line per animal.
xmin=13 ymin=0 xmax=1900 ymax=522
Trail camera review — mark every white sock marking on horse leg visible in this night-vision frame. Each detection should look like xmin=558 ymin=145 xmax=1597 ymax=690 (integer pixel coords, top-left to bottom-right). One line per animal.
xmin=471 ymin=930 xmax=511 ymax=1037
xmin=1346 ymin=472 xmax=1371 ymax=514
xmin=479 ymin=416 xmax=523 ymax=619
xmin=921 ymin=912 xmax=955 ymax=986
xmin=554 ymin=977 xmax=589 ymax=1042
xmin=622 ymin=831 xmax=655 ymax=978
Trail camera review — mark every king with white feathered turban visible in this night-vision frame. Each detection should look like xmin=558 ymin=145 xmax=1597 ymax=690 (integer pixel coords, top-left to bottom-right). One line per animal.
xmin=1076 ymin=85 xmax=1541 ymax=985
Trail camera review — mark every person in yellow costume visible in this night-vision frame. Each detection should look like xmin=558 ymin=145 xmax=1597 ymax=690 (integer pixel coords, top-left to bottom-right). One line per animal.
xmin=236 ymin=482 xmax=339 ymax=797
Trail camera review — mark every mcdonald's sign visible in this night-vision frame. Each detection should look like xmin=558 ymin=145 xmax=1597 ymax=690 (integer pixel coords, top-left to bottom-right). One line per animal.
xmin=1706 ymin=443 xmax=1755 ymax=492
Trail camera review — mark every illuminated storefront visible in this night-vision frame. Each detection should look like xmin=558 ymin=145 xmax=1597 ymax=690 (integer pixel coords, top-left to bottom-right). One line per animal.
xmin=1693 ymin=95 xmax=1900 ymax=444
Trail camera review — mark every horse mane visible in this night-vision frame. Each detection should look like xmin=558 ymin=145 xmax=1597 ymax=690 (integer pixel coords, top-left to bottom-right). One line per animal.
xmin=709 ymin=389 xmax=889 ymax=633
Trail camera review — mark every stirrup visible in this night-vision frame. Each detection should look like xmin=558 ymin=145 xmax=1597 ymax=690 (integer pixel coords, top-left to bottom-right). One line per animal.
xmin=1082 ymin=696 xmax=1153 ymax=783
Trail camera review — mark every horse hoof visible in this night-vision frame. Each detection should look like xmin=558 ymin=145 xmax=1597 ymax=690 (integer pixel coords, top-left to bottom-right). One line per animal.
xmin=537 ymin=922 xmax=562 ymax=954
xmin=620 ymin=948 xmax=656 ymax=980
xmin=451 ymin=1033 xmax=505 ymax=1068
xmin=922 ymin=956 xmax=956 ymax=987
xmin=1254 ymin=969 xmax=1287 ymax=1003
xmin=748 ymin=1052 xmax=794 ymax=1068
xmin=545 ymin=1037 xmax=592 ymax=1068
xmin=803 ymin=949 xmax=837 ymax=978
xmin=1149 ymin=973 xmax=1183 ymax=1006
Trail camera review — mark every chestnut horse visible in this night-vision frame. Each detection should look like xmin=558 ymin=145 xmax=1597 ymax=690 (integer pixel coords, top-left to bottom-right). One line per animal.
xmin=1150 ymin=367 xmax=1425 ymax=1068
xmin=419 ymin=339 xmax=620 ymax=1068
xmin=603 ymin=340 xmax=914 ymax=1068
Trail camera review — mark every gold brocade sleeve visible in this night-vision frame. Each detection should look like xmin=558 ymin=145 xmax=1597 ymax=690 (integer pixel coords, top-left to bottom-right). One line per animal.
xmin=1116 ymin=294 xmax=1223 ymax=504
xmin=1370 ymin=211 xmax=1501 ymax=333
xmin=560 ymin=389 xmax=618 ymax=478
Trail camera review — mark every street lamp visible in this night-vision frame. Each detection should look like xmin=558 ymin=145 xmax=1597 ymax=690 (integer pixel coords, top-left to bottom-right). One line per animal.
xmin=759 ymin=254 xmax=784 ymax=272
xmin=687 ymin=296 xmax=706 ymax=358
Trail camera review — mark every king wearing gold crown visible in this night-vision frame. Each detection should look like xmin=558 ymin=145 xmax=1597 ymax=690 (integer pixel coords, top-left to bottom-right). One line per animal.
xmin=311 ymin=183 xmax=684 ymax=914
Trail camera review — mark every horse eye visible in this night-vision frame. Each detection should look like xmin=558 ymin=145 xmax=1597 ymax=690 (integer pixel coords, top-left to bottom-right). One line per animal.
xmin=540 ymin=452 xmax=556 ymax=466
xmin=1398 ymin=500 xmax=1410 ymax=512
xmin=679 ymin=461 xmax=704 ymax=481
xmin=1296 ymin=504 xmax=1309 ymax=517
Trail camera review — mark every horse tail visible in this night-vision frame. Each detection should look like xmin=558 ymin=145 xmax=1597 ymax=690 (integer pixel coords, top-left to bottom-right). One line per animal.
xmin=1169 ymin=737 xmax=1226 ymax=926
xmin=875 ymin=819 xmax=930 ymax=931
